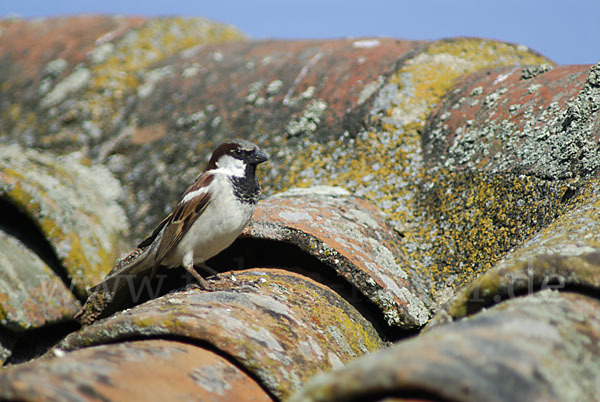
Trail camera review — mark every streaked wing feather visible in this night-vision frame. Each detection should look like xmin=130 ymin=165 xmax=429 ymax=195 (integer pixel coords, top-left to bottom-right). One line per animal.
xmin=154 ymin=173 xmax=214 ymax=264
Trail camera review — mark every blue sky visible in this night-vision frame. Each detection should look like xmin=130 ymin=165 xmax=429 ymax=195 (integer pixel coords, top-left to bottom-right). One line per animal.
xmin=2 ymin=0 xmax=599 ymax=65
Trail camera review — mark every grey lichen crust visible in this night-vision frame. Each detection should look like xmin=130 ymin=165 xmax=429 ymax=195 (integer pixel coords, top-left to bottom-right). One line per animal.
xmin=541 ymin=62 xmax=600 ymax=179
xmin=520 ymin=63 xmax=553 ymax=80
xmin=427 ymin=62 xmax=600 ymax=180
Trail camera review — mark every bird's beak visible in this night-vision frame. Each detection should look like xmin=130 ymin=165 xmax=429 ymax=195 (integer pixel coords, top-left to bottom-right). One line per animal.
xmin=253 ymin=149 xmax=269 ymax=164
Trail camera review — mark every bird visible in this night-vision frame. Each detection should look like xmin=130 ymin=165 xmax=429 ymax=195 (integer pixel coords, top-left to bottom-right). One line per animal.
xmin=74 ymin=139 xmax=269 ymax=325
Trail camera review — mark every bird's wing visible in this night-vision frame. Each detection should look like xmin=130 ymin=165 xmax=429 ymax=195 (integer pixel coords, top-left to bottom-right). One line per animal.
xmin=153 ymin=173 xmax=214 ymax=265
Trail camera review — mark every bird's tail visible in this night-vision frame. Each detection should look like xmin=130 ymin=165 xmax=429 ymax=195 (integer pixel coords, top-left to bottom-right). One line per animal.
xmin=74 ymin=247 xmax=156 ymax=325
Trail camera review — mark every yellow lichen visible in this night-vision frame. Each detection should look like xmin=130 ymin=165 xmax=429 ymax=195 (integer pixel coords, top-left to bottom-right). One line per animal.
xmin=268 ymin=38 xmax=554 ymax=302
xmin=1 ymin=150 xmax=127 ymax=297
xmin=85 ymin=17 xmax=245 ymax=126
xmin=9 ymin=17 xmax=245 ymax=149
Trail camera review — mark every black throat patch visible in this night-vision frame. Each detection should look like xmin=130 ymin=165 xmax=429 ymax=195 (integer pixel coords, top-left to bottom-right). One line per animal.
xmin=230 ymin=164 xmax=261 ymax=204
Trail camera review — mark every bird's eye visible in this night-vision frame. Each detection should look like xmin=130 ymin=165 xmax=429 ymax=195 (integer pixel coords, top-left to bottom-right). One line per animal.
xmin=234 ymin=148 xmax=242 ymax=156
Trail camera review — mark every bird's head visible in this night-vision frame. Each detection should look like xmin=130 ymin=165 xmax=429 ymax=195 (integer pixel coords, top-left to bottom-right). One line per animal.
xmin=207 ymin=139 xmax=269 ymax=176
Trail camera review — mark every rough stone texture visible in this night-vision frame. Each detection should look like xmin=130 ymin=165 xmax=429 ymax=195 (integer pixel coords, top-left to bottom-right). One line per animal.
xmin=0 ymin=339 xmax=272 ymax=401
xmin=291 ymin=290 xmax=600 ymax=402
xmin=0 ymin=144 xmax=128 ymax=298
xmin=58 ymin=269 xmax=384 ymax=399
xmin=243 ymin=186 xmax=431 ymax=329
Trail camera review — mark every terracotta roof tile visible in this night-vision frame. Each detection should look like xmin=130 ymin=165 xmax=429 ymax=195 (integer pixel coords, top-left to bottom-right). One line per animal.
xmin=58 ymin=269 xmax=383 ymax=399
xmin=0 ymin=144 xmax=127 ymax=297
xmin=241 ymin=187 xmax=432 ymax=329
xmin=0 ymin=339 xmax=272 ymax=401
xmin=424 ymin=64 xmax=599 ymax=178
xmin=292 ymin=291 xmax=600 ymax=402
xmin=0 ymin=16 xmax=147 ymax=81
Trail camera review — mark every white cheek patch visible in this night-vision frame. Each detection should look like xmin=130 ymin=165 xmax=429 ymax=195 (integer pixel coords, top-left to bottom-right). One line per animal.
xmin=182 ymin=187 xmax=209 ymax=204
xmin=215 ymin=154 xmax=246 ymax=177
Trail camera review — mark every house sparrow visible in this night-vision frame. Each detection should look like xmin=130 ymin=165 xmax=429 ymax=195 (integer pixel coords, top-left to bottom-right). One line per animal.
xmin=75 ymin=139 xmax=268 ymax=325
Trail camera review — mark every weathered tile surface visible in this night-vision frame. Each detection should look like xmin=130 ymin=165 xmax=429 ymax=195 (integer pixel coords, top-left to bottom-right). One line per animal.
xmin=0 ymin=145 xmax=128 ymax=298
xmin=292 ymin=290 xmax=600 ymax=402
xmin=0 ymin=339 xmax=272 ymax=401
xmin=243 ymin=186 xmax=431 ymax=329
xmin=59 ymin=269 xmax=384 ymax=399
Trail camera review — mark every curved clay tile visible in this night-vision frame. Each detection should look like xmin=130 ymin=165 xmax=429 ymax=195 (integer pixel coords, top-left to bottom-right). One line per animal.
xmin=58 ymin=269 xmax=384 ymax=399
xmin=239 ymin=186 xmax=432 ymax=330
xmin=291 ymin=290 xmax=600 ymax=402
xmin=0 ymin=16 xmax=147 ymax=81
xmin=0 ymin=145 xmax=128 ymax=299
xmin=415 ymin=62 xmax=600 ymax=302
xmin=1 ymin=14 xmax=599 ymax=402
xmin=429 ymin=181 xmax=600 ymax=325
xmin=0 ymin=339 xmax=272 ymax=401
xmin=424 ymin=63 xmax=598 ymax=178
xmin=0 ymin=144 xmax=128 ymax=363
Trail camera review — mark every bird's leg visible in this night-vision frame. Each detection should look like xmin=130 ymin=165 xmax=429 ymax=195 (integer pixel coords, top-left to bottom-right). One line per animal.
xmin=182 ymin=253 xmax=212 ymax=290
xmin=196 ymin=262 xmax=219 ymax=276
